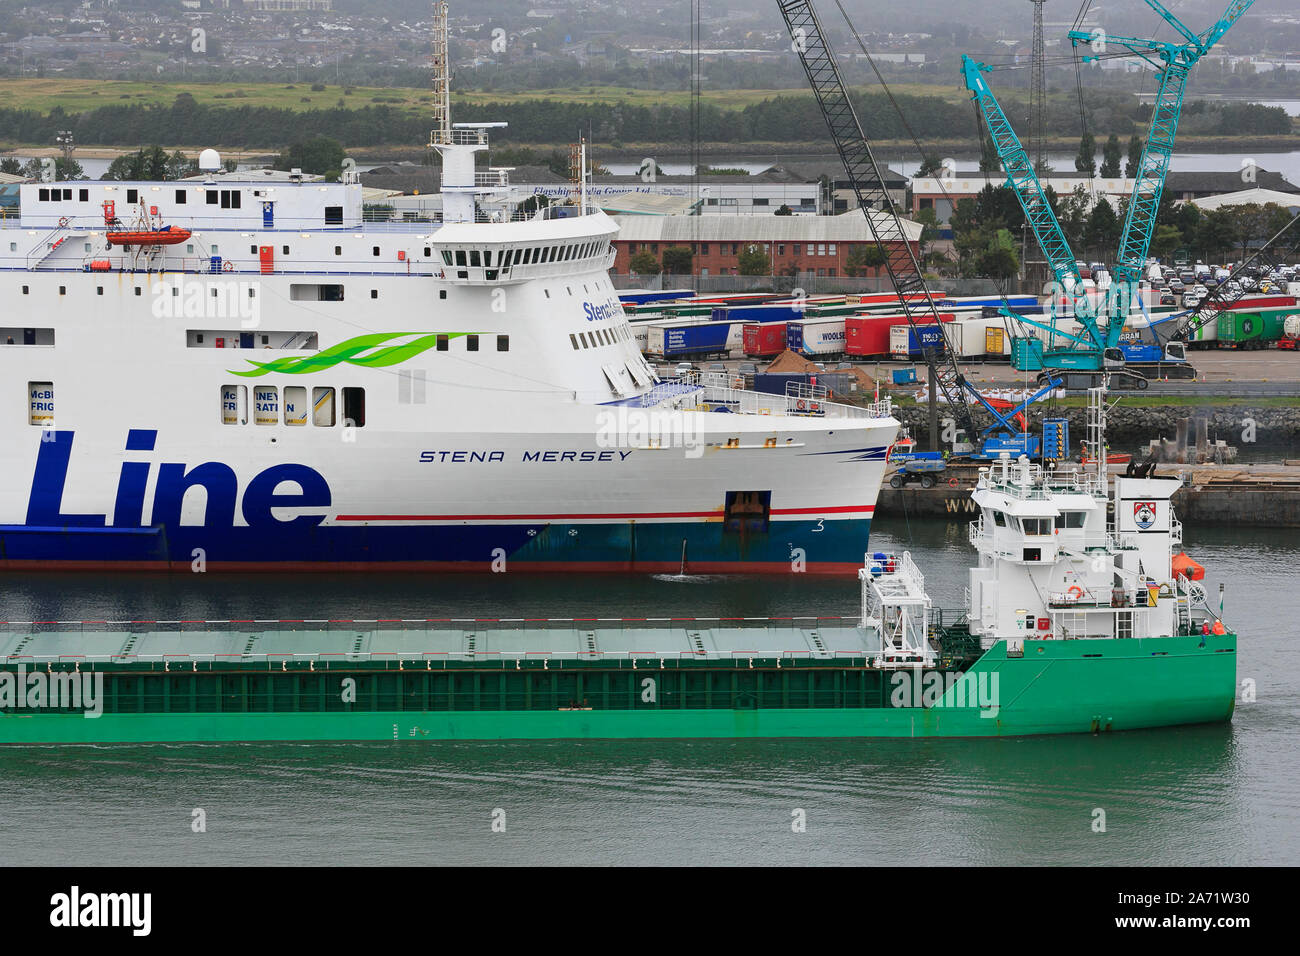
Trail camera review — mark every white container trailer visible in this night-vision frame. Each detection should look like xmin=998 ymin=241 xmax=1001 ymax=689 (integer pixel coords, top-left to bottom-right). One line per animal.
xmin=788 ymin=318 xmax=846 ymax=356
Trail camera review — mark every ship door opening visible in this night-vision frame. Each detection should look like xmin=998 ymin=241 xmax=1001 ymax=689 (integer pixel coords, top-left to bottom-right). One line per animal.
xmin=724 ymin=491 xmax=771 ymax=534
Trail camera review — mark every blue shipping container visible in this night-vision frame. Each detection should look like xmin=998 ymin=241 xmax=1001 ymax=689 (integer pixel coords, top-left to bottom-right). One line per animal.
xmin=891 ymin=324 xmax=947 ymax=358
xmin=662 ymin=322 xmax=733 ymax=357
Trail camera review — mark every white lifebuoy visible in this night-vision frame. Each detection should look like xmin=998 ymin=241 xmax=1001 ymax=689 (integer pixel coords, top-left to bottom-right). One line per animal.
xmin=223 ymin=260 xmax=235 ymax=272
xmin=58 ymin=217 xmax=69 ymax=228
xmin=795 ymin=399 xmax=808 ymax=411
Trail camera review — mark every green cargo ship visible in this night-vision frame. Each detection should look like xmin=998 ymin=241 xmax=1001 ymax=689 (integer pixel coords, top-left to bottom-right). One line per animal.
xmin=0 ymin=622 xmax=1234 ymax=743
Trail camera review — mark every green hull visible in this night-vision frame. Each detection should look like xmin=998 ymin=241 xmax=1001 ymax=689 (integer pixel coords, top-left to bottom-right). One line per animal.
xmin=0 ymin=635 xmax=1236 ymax=744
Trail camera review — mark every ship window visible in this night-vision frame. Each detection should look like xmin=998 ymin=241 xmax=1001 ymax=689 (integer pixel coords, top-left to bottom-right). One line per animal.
xmin=1054 ymin=512 xmax=1086 ymax=529
xmin=283 ymin=386 xmax=308 ymax=426
xmin=220 ymin=384 xmax=247 ymax=425
xmin=186 ymin=244 xmax=194 ymax=253
xmin=570 ymin=334 xmax=579 ymax=350
xmin=250 ymin=245 xmax=257 ymax=254
xmin=97 ymin=287 xmax=103 ymax=295
xmin=580 ymin=332 xmax=590 ymax=348
xmin=436 ymin=335 xmax=449 ymax=351
xmin=290 ymin=283 xmax=344 ymax=301
xmin=39 ymin=189 xmax=49 ymax=201
xmin=483 ymin=250 xmax=493 ymax=267
xmin=497 ymin=335 xmax=509 ymax=352
xmin=207 ymin=191 xmax=219 ymax=205
xmin=466 ymin=334 xmax=479 ymax=352
xmin=455 ymin=251 xmax=466 ymax=267
xmin=59 ymin=286 xmax=66 ymax=296
xmin=134 ymin=287 xmax=141 ymax=296
xmin=252 ymin=386 xmax=278 ymax=425
xmin=8 ymin=243 xmax=14 ymax=251
xmin=335 ymin=246 xmax=342 ymax=256
xmin=470 ymin=250 xmax=481 ymax=268
xmin=22 ymin=286 xmax=28 ymax=294
xmin=325 ymin=205 xmax=343 ymax=225
xmin=312 ymin=386 xmax=335 ymax=426
xmin=2 ymin=328 xmax=54 ymax=346
xmin=1022 ymin=518 xmax=1052 ymax=536
xmin=990 ymin=510 xmax=1006 ymax=527
xmin=78 ymin=188 xmax=88 ymax=201
xmin=439 ymin=290 xmax=446 ymax=299
xmin=342 ymin=387 xmax=366 ymax=428
xmin=370 ymin=290 xmax=378 ymax=299
xmin=127 ymin=189 xmax=138 ymax=204
xmin=424 ymin=247 xmax=431 ymax=258
xmin=502 ymin=250 xmax=512 ymax=267
xmin=282 ymin=245 xmax=289 ymax=255
xmin=372 ymin=246 xmax=380 ymax=257
xmin=176 ymin=190 xmax=186 ymax=204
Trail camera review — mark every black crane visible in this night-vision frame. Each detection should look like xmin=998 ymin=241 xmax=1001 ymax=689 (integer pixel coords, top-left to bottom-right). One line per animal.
xmin=776 ymin=0 xmax=975 ymax=448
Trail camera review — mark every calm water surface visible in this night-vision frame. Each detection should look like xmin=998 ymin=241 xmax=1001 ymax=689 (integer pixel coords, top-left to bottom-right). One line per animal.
xmin=0 ymin=516 xmax=1295 ymax=866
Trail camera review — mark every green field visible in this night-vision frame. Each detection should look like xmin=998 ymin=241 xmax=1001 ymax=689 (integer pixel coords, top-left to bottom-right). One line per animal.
xmin=0 ymin=77 xmax=976 ymax=116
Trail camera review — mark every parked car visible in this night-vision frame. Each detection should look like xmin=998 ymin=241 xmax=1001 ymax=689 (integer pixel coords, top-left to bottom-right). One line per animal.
xmin=673 ymin=362 xmax=695 ymax=377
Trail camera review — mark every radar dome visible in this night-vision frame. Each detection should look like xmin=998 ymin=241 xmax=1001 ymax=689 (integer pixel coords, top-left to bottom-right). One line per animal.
xmin=198 ymin=149 xmax=222 ymax=172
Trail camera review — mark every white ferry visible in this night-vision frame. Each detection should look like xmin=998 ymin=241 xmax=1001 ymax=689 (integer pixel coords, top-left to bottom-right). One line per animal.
xmin=0 ymin=72 xmax=896 ymax=573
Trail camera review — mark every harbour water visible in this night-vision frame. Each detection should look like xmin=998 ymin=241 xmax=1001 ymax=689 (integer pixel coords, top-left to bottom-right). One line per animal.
xmin=0 ymin=515 xmax=1295 ymax=866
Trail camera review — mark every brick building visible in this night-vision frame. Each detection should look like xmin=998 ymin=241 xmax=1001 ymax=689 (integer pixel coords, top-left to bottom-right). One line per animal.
xmin=610 ymin=213 xmax=922 ymax=277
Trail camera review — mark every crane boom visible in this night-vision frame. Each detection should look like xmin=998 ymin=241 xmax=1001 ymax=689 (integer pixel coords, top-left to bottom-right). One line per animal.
xmin=776 ymin=0 xmax=975 ymax=442
xmin=1067 ymin=0 xmax=1255 ymax=295
xmin=961 ymin=54 xmax=1105 ymax=361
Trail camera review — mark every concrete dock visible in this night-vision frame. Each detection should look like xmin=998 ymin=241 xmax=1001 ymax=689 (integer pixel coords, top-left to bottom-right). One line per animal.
xmin=878 ymin=462 xmax=1300 ymax=527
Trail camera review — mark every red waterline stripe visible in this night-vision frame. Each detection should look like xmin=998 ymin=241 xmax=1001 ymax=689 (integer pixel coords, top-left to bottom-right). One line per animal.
xmin=332 ymin=505 xmax=875 ymax=522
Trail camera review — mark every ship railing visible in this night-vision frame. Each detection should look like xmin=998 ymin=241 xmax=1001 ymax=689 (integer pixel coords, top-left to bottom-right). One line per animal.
xmin=967 ymin=516 xmax=987 ymax=544
xmin=0 ymin=615 xmax=865 ymax=638
xmin=692 ymin=382 xmax=892 ymax=421
xmin=431 ymin=127 xmax=491 ymax=146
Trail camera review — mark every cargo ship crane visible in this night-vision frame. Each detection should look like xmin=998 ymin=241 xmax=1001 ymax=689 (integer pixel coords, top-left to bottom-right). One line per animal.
xmin=776 ymin=0 xmax=974 ymax=449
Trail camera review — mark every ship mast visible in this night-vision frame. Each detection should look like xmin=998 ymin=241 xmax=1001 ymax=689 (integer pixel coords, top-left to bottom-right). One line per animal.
xmin=430 ymin=1 xmax=451 ymax=148
xmin=427 ymin=1 xmax=506 ymax=224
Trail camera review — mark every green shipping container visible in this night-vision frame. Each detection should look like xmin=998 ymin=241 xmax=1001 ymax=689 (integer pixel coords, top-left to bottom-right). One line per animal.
xmin=1217 ymin=311 xmax=1261 ymax=344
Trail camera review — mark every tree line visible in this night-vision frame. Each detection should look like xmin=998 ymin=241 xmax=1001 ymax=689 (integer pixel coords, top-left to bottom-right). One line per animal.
xmin=0 ymin=90 xmax=1286 ymax=151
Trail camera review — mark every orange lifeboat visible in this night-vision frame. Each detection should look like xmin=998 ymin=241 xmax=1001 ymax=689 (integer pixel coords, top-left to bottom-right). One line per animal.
xmin=106 ymin=225 xmax=192 ymax=246
xmin=1171 ymin=552 xmax=1205 ymax=581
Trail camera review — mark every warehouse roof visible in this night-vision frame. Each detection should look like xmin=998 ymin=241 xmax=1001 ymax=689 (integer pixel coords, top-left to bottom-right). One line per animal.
xmin=1191 ymin=187 xmax=1300 ymax=211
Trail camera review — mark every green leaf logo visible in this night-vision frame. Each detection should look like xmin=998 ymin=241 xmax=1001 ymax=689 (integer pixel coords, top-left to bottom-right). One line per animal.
xmin=228 ymin=331 xmax=464 ymax=377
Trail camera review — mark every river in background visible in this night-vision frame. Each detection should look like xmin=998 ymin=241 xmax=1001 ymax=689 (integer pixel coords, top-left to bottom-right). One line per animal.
xmin=604 ymin=150 xmax=1300 ymax=182
xmin=0 ymin=514 xmax=1294 ymax=866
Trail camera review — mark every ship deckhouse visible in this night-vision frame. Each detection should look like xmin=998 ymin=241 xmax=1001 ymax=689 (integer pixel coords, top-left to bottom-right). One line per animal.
xmin=964 ymin=391 xmax=1214 ymax=650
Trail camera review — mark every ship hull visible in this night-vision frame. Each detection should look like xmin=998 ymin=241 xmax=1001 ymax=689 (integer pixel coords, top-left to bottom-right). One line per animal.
xmin=0 ymin=635 xmax=1235 ymax=744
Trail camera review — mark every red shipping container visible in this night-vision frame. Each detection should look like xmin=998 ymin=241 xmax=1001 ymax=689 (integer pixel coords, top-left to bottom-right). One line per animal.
xmin=743 ymin=322 xmax=788 ymax=356
xmin=845 ymin=312 xmax=951 ymax=357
